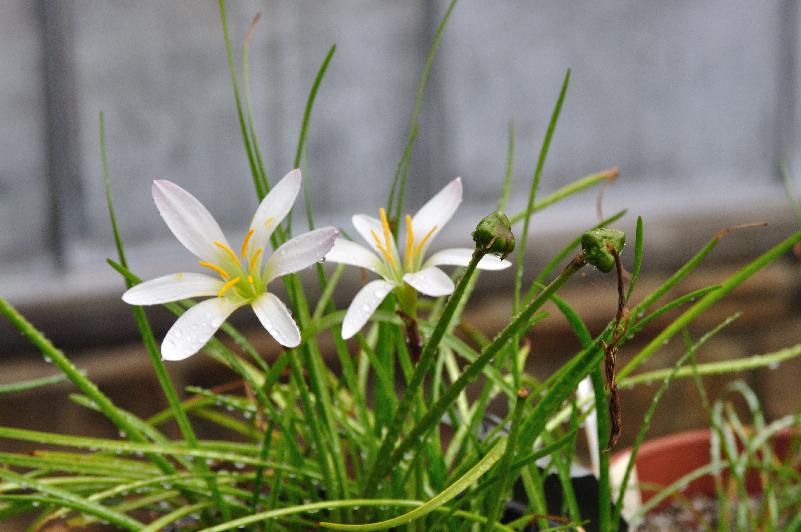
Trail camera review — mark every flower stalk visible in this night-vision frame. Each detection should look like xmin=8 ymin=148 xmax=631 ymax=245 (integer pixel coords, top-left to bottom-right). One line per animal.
xmin=363 ymin=247 xmax=488 ymax=495
xmin=373 ymin=252 xmax=588 ymax=487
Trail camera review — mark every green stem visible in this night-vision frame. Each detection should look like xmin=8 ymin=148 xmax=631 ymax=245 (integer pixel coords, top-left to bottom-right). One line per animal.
xmin=363 ymin=249 xmax=486 ymax=494
xmin=590 ymin=366 xmax=611 ymax=532
xmin=484 ymin=389 xmax=528 ymax=529
xmin=375 ymin=254 xmax=587 ymax=486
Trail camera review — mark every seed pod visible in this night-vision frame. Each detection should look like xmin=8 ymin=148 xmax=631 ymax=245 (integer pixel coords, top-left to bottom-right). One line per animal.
xmin=581 ymin=228 xmax=625 ymax=272
xmin=472 ymin=211 xmax=515 ymax=259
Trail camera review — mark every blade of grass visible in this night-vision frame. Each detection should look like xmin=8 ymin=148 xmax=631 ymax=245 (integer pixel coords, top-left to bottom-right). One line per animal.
xmin=513 ymin=69 xmax=570 ymax=384
xmin=626 ymin=216 xmax=643 ymax=302
xmin=380 ymin=255 xmax=587 ymax=483
xmin=218 ymin=0 xmax=267 ymax=199
xmin=620 ymin=343 xmax=801 ymax=388
xmin=0 ymin=374 xmax=69 ymax=395
xmin=620 ymin=227 xmax=801 ymax=379
xmin=497 ymin=120 xmax=515 ymax=212
xmin=387 ymin=0 xmax=458 ymax=230
xmin=0 ymin=469 xmax=143 ymax=530
xmin=363 ymin=250 xmax=486 ymax=494
xmin=509 ymin=166 xmax=618 ymax=224
xmin=612 ymin=314 xmax=742 ymax=528
xmin=0 ymin=297 xmax=180 ymax=481
xmin=291 ymin=44 xmax=336 ymax=233
xmin=321 ymin=440 xmax=508 ymax=531
xmin=484 ymin=390 xmax=528 ymax=529
xmin=100 ymin=112 xmax=229 ymax=520
xmin=0 ymin=426 xmax=316 ymax=478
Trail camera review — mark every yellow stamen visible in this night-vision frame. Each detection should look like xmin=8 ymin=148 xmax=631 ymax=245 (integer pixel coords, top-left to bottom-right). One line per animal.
xmin=247 ymin=275 xmax=254 ymax=285
xmin=218 ymin=276 xmax=241 ymax=298
xmin=371 ymin=229 xmax=396 ymax=268
xmin=248 ymin=248 xmax=263 ymax=272
xmin=413 ymin=225 xmax=437 ymax=258
xmin=240 ymin=228 xmax=255 ymax=258
xmin=378 ymin=208 xmax=393 ymax=250
xmin=214 ymin=241 xmax=240 ymax=264
xmin=199 ymin=261 xmax=229 ymax=279
xmin=404 ymin=214 xmax=414 ymax=269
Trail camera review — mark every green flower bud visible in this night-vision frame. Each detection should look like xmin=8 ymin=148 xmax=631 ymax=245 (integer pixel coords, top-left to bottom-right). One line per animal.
xmin=472 ymin=211 xmax=515 ymax=259
xmin=581 ymin=228 xmax=625 ymax=273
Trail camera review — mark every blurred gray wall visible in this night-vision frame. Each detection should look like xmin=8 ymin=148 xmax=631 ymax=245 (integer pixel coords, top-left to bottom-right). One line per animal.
xmin=2 ymin=1 xmax=800 ymax=303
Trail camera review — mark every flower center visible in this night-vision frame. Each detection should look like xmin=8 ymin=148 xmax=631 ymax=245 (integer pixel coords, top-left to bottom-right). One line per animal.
xmin=368 ymin=208 xmax=437 ymax=277
xmin=198 ymin=231 xmax=267 ymax=302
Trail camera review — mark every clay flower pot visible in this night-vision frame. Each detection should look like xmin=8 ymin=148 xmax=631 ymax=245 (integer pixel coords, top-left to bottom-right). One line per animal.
xmin=610 ymin=427 xmax=798 ymax=524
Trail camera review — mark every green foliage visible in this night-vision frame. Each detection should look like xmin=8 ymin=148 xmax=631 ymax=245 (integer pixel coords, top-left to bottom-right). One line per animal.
xmin=1 ymin=2 xmax=800 ymax=530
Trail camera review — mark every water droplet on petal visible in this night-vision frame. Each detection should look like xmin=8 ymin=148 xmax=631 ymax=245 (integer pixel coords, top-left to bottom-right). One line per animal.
xmin=211 ymin=316 xmax=224 ymax=327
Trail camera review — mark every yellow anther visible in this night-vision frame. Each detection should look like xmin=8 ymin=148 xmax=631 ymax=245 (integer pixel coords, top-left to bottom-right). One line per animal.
xmin=404 ymin=214 xmax=414 ymax=269
xmin=248 ymin=248 xmax=263 ymax=272
xmin=247 ymin=275 xmax=254 ymax=285
xmin=371 ymin=229 xmax=396 ymax=268
xmin=199 ymin=261 xmax=229 ymax=279
xmin=218 ymin=276 xmax=241 ymax=298
xmin=214 ymin=241 xmax=240 ymax=264
xmin=413 ymin=225 xmax=437 ymax=258
xmin=241 ymin=228 xmax=255 ymax=258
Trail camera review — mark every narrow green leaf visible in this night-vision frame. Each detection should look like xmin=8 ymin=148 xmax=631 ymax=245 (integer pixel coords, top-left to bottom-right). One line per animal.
xmin=497 ymin=120 xmax=515 ymax=212
xmin=321 ymin=440 xmax=507 ymax=531
xmin=625 ymin=216 xmax=644 ymax=302
xmin=514 ymin=69 xmax=570 ymax=316
xmin=620 ymin=227 xmax=801 ymax=379
xmin=0 ymin=468 xmax=143 ymax=530
xmin=509 ymin=166 xmax=619 ymax=224
xmin=0 ymin=374 xmax=68 ymax=395
xmin=294 ymin=44 xmax=336 ymax=232
xmin=387 ymin=0 xmax=458 ymax=229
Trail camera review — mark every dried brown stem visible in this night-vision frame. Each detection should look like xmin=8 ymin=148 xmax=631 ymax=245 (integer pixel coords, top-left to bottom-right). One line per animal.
xmin=398 ymin=310 xmax=423 ymax=363
xmin=603 ymin=246 xmax=628 ymax=451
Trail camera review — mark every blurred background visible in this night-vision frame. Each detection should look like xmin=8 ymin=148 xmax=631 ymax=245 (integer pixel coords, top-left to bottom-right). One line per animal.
xmin=1 ymin=1 xmax=800 ymax=447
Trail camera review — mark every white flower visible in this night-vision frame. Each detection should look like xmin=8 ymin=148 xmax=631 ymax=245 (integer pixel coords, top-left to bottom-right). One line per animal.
xmin=325 ymin=177 xmax=511 ymax=339
xmin=122 ymin=169 xmax=338 ymax=361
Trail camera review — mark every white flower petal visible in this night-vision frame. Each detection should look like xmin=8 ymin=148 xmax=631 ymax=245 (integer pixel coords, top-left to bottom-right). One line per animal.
xmin=248 ymin=169 xmax=302 ymax=258
xmin=425 ymin=248 xmax=512 ymax=271
xmin=122 ymin=273 xmax=224 ymax=305
xmin=324 ymin=237 xmax=383 ymax=275
xmin=161 ymin=298 xmax=243 ymax=361
xmin=403 ymin=267 xmax=454 ymax=297
xmin=263 ymin=227 xmax=339 ymax=283
xmin=411 ymin=177 xmax=462 ymax=257
xmin=251 ymin=292 xmax=301 ymax=348
xmin=352 ymin=214 xmax=399 ymax=259
xmin=341 ymin=279 xmax=395 ymax=339
xmin=152 ymin=180 xmax=231 ymax=263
